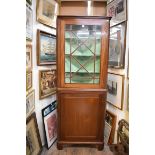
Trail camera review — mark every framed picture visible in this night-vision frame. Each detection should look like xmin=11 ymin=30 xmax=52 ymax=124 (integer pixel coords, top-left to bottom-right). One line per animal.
xmin=26 ymin=3 xmax=33 ymax=40
xmin=26 ymin=112 xmax=42 ymax=155
xmin=104 ymin=110 xmax=117 ymax=144
xmin=42 ymin=100 xmax=57 ymax=149
xmin=37 ymin=30 xmax=56 ymax=66
xmin=108 ymin=22 xmax=126 ymax=68
xmin=37 ymin=0 xmax=59 ymax=28
xmin=107 ymin=0 xmax=127 ymax=27
xmin=39 ymin=69 xmax=56 ymax=99
xmin=26 ymin=89 xmax=35 ymax=118
xmin=26 ymin=71 xmax=32 ymax=91
xmin=26 ymin=0 xmax=32 ymax=6
xmin=26 ymin=42 xmax=32 ymax=71
xmin=107 ymin=73 xmax=124 ymax=110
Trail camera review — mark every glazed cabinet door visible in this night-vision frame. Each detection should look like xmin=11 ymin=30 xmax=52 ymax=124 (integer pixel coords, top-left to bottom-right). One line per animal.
xmin=57 ymin=17 xmax=110 ymax=88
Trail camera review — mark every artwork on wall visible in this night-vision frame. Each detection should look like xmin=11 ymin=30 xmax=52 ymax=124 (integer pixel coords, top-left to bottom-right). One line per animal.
xmin=26 ymin=112 xmax=42 ymax=155
xmin=107 ymin=72 xmax=124 ymax=110
xmin=37 ymin=30 xmax=56 ymax=66
xmin=26 ymin=89 xmax=35 ymax=118
xmin=107 ymin=0 xmax=127 ymax=27
xmin=108 ymin=22 xmax=126 ymax=68
xmin=26 ymin=71 xmax=32 ymax=91
xmin=42 ymin=100 xmax=57 ymax=149
xmin=39 ymin=69 xmax=56 ymax=99
xmin=37 ymin=0 xmax=59 ymax=28
xmin=26 ymin=43 xmax=32 ymax=71
xmin=104 ymin=110 xmax=117 ymax=144
xmin=26 ymin=3 xmax=33 ymax=40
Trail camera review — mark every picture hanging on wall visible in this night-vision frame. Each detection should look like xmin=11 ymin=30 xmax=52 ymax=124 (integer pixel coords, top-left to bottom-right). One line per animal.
xmin=26 ymin=3 xmax=33 ymax=40
xmin=108 ymin=22 xmax=126 ymax=68
xmin=26 ymin=42 xmax=32 ymax=71
xmin=39 ymin=69 xmax=56 ymax=99
xmin=107 ymin=72 xmax=124 ymax=110
xmin=26 ymin=71 xmax=32 ymax=91
xmin=104 ymin=110 xmax=117 ymax=144
xmin=42 ymin=100 xmax=57 ymax=149
xmin=37 ymin=0 xmax=59 ymax=28
xmin=26 ymin=112 xmax=42 ymax=155
xmin=26 ymin=89 xmax=35 ymax=118
xmin=107 ymin=0 xmax=127 ymax=27
xmin=37 ymin=30 xmax=56 ymax=66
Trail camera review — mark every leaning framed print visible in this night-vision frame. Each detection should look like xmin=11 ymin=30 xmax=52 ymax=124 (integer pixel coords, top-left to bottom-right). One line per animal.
xmin=26 ymin=3 xmax=33 ymax=40
xmin=39 ymin=69 xmax=56 ymax=99
xmin=37 ymin=0 xmax=59 ymax=28
xmin=108 ymin=22 xmax=126 ymax=68
xmin=107 ymin=72 xmax=124 ymax=110
xmin=107 ymin=0 xmax=127 ymax=27
xmin=26 ymin=42 xmax=32 ymax=71
xmin=104 ymin=110 xmax=117 ymax=144
xmin=26 ymin=112 xmax=42 ymax=155
xmin=26 ymin=89 xmax=35 ymax=118
xmin=42 ymin=100 xmax=57 ymax=149
xmin=37 ymin=30 xmax=56 ymax=66
xmin=26 ymin=71 xmax=33 ymax=91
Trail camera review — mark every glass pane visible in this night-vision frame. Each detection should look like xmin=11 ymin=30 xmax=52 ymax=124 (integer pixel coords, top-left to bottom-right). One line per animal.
xmin=65 ymin=24 xmax=102 ymax=84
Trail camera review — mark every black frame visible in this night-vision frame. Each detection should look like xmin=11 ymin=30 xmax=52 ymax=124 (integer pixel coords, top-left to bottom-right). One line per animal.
xmin=42 ymin=100 xmax=57 ymax=149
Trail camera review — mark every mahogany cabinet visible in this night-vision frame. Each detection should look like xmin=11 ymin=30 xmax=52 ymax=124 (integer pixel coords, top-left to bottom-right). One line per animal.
xmin=56 ymin=16 xmax=111 ymax=150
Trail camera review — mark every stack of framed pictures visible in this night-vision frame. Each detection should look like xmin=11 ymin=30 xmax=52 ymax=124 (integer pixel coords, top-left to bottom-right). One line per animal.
xmin=106 ymin=0 xmax=128 ymax=112
xmin=26 ymin=112 xmax=42 ymax=155
xmin=42 ymin=100 xmax=57 ymax=149
xmin=104 ymin=110 xmax=117 ymax=144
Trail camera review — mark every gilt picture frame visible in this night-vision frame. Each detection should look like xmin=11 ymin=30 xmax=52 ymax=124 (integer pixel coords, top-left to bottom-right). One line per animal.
xmin=107 ymin=0 xmax=127 ymax=27
xmin=108 ymin=22 xmax=126 ymax=69
xmin=26 ymin=112 xmax=42 ymax=155
xmin=107 ymin=72 xmax=124 ymax=110
xmin=37 ymin=30 xmax=56 ymax=66
xmin=104 ymin=110 xmax=117 ymax=144
xmin=26 ymin=42 xmax=32 ymax=71
xmin=26 ymin=3 xmax=33 ymax=40
xmin=26 ymin=71 xmax=33 ymax=91
xmin=42 ymin=100 xmax=57 ymax=149
xmin=39 ymin=69 xmax=56 ymax=99
xmin=26 ymin=89 xmax=35 ymax=118
xmin=37 ymin=0 xmax=59 ymax=28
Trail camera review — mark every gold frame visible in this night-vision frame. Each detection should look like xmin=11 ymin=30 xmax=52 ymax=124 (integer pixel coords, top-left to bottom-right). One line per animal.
xmin=37 ymin=0 xmax=59 ymax=28
xmin=39 ymin=69 xmax=56 ymax=99
xmin=26 ymin=42 xmax=33 ymax=71
xmin=26 ymin=112 xmax=42 ymax=155
xmin=26 ymin=89 xmax=35 ymax=118
xmin=26 ymin=71 xmax=33 ymax=91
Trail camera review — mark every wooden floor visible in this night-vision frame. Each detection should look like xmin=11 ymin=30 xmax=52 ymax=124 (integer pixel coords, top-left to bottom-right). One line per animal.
xmin=41 ymin=143 xmax=114 ymax=155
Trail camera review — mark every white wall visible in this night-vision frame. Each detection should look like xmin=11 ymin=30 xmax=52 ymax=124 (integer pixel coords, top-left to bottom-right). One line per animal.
xmin=31 ymin=0 xmax=56 ymax=146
